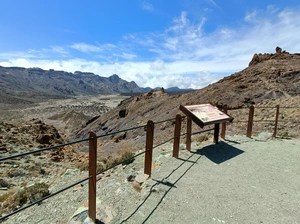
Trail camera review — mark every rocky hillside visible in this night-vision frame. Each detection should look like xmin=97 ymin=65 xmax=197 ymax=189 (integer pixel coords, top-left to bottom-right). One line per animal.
xmin=74 ymin=47 xmax=300 ymax=146
xmin=0 ymin=47 xmax=299 ymax=221
xmin=0 ymin=67 xmax=142 ymax=104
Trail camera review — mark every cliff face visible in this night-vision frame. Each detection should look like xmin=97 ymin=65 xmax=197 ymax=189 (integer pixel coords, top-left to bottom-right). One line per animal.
xmin=0 ymin=67 xmax=143 ymax=104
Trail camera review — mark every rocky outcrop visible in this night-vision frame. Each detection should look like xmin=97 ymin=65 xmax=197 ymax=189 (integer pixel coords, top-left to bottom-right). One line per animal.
xmin=0 ymin=119 xmax=68 ymax=180
xmin=248 ymin=46 xmax=294 ymax=67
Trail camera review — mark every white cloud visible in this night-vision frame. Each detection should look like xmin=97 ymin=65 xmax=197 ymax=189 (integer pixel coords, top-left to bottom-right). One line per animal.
xmin=1 ymin=7 xmax=300 ymax=89
xmin=150 ymin=60 xmax=165 ymax=71
xmin=50 ymin=46 xmax=69 ymax=55
xmin=112 ymin=52 xmax=137 ymax=60
xmin=244 ymin=11 xmax=257 ymax=22
xmin=70 ymin=43 xmax=115 ymax=53
xmin=208 ymin=0 xmax=217 ymax=7
xmin=141 ymin=1 xmax=154 ymax=11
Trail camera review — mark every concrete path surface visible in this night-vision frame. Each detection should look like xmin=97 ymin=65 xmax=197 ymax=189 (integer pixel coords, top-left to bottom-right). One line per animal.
xmin=120 ymin=135 xmax=300 ymax=224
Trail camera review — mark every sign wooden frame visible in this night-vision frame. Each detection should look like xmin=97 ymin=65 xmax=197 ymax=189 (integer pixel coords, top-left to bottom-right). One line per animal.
xmin=180 ymin=104 xmax=233 ymax=144
xmin=180 ymin=104 xmax=233 ymax=128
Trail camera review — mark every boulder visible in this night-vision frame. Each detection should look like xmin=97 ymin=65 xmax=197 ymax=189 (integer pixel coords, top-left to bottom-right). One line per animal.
xmin=36 ymin=134 xmax=50 ymax=144
xmin=119 ymin=109 xmax=128 ymax=118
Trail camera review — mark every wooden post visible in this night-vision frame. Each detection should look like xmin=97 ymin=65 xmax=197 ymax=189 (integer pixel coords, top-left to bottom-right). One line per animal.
xmin=273 ymin=105 xmax=279 ymax=138
xmin=246 ymin=106 xmax=254 ymax=138
xmin=88 ymin=131 xmax=97 ymax=222
xmin=186 ymin=116 xmax=192 ymax=151
xmin=221 ymin=105 xmax=227 ymax=139
xmin=173 ymin=114 xmax=182 ymax=158
xmin=144 ymin=120 xmax=154 ymax=177
xmin=213 ymin=123 xmax=220 ymax=144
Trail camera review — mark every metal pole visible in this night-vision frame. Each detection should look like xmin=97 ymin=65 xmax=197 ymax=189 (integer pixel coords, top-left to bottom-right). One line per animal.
xmin=88 ymin=131 xmax=97 ymax=222
xmin=173 ymin=114 xmax=182 ymax=158
xmin=144 ymin=120 xmax=154 ymax=176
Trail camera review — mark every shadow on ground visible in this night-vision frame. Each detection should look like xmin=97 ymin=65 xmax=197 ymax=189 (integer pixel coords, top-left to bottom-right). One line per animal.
xmin=195 ymin=141 xmax=244 ymax=164
xmin=121 ymin=140 xmax=244 ymax=223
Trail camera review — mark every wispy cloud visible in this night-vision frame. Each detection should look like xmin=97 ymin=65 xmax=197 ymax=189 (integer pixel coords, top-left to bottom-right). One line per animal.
xmin=50 ymin=46 xmax=69 ymax=56
xmin=1 ymin=7 xmax=300 ymax=89
xmin=70 ymin=43 xmax=115 ymax=53
xmin=244 ymin=11 xmax=257 ymax=22
xmin=141 ymin=1 xmax=154 ymax=11
xmin=208 ymin=0 xmax=217 ymax=7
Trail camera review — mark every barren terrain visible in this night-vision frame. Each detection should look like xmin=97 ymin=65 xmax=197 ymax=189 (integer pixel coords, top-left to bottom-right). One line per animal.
xmin=1 ymin=48 xmax=300 ymax=222
xmin=0 ymin=95 xmax=129 ymax=140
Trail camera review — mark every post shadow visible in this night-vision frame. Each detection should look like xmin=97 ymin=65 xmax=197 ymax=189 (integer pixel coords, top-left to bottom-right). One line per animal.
xmin=120 ymin=141 xmax=244 ymax=223
xmin=120 ymin=152 xmax=201 ymax=223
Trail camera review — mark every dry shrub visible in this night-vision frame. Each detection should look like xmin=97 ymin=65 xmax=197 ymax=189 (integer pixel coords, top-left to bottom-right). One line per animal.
xmin=75 ymin=149 xmax=135 ymax=173
xmin=0 ymin=183 xmax=49 ymax=215
xmin=197 ymin=134 xmax=209 ymax=143
xmin=76 ymin=159 xmax=108 ymax=173
xmin=119 ymin=151 xmax=135 ymax=165
xmin=0 ymin=189 xmax=16 ymax=203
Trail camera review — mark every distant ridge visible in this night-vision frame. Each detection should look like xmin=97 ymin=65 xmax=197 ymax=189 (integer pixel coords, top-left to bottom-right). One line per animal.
xmin=0 ymin=66 xmax=143 ymax=103
xmin=142 ymin=86 xmax=194 ymax=94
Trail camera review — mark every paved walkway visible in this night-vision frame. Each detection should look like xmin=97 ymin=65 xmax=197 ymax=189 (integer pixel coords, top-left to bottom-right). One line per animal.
xmin=119 ymin=135 xmax=300 ymax=224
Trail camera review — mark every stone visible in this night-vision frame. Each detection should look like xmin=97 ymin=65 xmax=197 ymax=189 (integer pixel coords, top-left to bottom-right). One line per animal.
xmin=0 ymin=178 xmax=9 ymax=188
xmin=73 ymin=184 xmax=82 ymax=192
xmin=119 ymin=109 xmax=128 ymax=118
xmin=135 ymin=174 xmax=149 ymax=184
xmin=276 ymin=46 xmax=282 ymax=54
xmin=132 ymin=180 xmax=142 ymax=192
xmin=36 ymin=134 xmax=50 ymax=144
xmin=0 ymin=146 xmax=8 ymax=153
xmin=127 ymin=174 xmax=136 ymax=182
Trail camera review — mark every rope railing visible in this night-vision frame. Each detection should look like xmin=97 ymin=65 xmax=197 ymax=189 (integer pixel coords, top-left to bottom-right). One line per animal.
xmin=227 ymin=106 xmax=300 ymax=110
xmin=0 ymin=116 xmax=179 ymax=222
xmin=153 ymin=117 xmax=176 ymax=125
xmin=191 ymin=128 xmax=215 ymax=136
xmin=0 ymin=175 xmax=91 ymax=221
xmin=153 ymin=137 xmax=175 ymax=150
xmin=223 ymin=104 xmax=300 ymax=138
xmin=96 ymin=124 xmax=147 ymax=139
xmin=1 ymin=104 xmax=298 ymax=222
xmin=0 ymin=137 xmax=91 ymax=162
xmin=95 ymin=149 xmax=146 ymax=177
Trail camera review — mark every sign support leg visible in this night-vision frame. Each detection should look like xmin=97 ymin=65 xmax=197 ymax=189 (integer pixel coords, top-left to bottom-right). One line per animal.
xmin=213 ymin=123 xmax=220 ymax=144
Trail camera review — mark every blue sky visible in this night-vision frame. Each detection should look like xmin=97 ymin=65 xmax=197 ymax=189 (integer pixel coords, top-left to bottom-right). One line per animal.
xmin=1 ymin=0 xmax=300 ymax=89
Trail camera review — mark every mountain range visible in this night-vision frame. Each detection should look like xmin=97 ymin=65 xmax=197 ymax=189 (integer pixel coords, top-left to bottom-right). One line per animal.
xmin=0 ymin=66 xmax=193 ymax=104
xmin=1 ymin=47 xmax=299 ymax=142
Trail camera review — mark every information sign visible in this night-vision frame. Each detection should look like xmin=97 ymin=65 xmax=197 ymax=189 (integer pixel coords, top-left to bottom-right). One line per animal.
xmin=180 ymin=104 xmax=233 ymax=128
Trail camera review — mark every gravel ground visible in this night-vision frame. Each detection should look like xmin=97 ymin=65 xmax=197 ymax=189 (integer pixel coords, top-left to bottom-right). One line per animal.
xmin=2 ymin=135 xmax=300 ymax=224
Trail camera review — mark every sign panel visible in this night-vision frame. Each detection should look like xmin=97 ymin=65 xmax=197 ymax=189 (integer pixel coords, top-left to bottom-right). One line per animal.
xmin=180 ymin=104 xmax=233 ymax=128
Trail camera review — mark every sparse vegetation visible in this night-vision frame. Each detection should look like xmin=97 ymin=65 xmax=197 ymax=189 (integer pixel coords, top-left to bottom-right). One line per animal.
xmin=0 ymin=183 xmax=50 ymax=215
xmin=197 ymin=134 xmax=209 ymax=143
xmin=278 ymin=131 xmax=290 ymax=138
xmin=75 ymin=150 xmax=135 ymax=173
xmin=120 ymin=151 xmax=135 ymax=165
